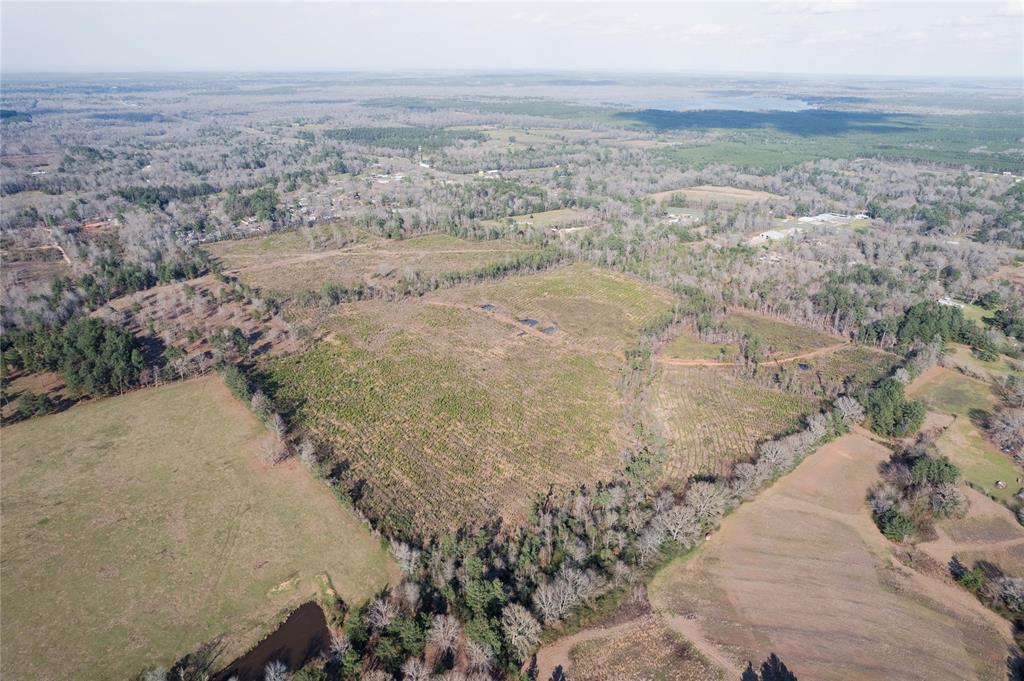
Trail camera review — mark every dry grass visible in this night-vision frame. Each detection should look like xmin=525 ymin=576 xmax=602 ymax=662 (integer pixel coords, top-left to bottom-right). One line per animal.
xmin=432 ymin=263 xmax=676 ymax=351
xmin=653 ymin=366 xmax=816 ymax=480
xmin=649 ymin=433 xmax=1013 ymax=681
xmin=208 ymin=231 xmax=536 ymax=297
xmin=93 ymin=274 xmax=302 ymax=363
xmin=569 ymin=616 xmax=723 ymax=681
xmin=0 ymin=376 xmax=394 ymax=681
xmin=265 ymin=299 xmax=625 ymax=536
xmin=649 ymin=185 xmax=781 ymax=207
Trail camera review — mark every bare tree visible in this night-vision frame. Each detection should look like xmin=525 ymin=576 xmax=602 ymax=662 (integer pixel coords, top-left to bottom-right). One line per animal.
xmin=263 ymin=661 xmax=289 ymax=681
xmin=656 ymin=505 xmax=701 ymax=547
xmin=501 ymin=603 xmax=541 ymax=663
xmin=401 ymin=658 xmax=429 ymax=681
xmin=834 ymin=396 xmax=865 ymax=426
xmin=366 ymin=596 xmax=397 ymax=631
xmin=390 ymin=541 xmax=422 ymax=576
xmin=329 ymin=631 xmax=350 ymax=661
xmin=684 ymin=481 xmax=726 ymax=526
xmin=427 ymin=613 xmax=461 ymax=657
xmin=465 ymin=640 xmax=494 ymax=673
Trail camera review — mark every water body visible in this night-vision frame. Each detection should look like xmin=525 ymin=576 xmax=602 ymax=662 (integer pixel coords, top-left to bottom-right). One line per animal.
xmin=216 ymin=602 xmax=329 ymax=681
xmin=620 ymin=96 xmax=812 ymax=112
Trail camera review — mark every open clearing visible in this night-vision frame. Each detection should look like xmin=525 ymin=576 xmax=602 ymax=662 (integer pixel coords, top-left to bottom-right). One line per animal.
xmin=207 ymin=231 xmax=537 ymax=297
xmin=431 ymin=263 xmax=676 ymax=350
xmin=478 ymin=207 xmax=588 ymax=231
xmin=919 ymin=486 xmax=1024 ymax=579
xmin=661 ymin=311 xmax=839 ymax=363
xmin=265 ymin=298 xmax=624 ymax=536
xmin=567 ymin=615 xmax=724 ymax=681
xmin=0 ymin=376 xmax=394 ymax=681
xmin=648 ymin=432 xmax=1014 ymax=681
xmin=943 ymin=342 xmax=1022 ymax=380
xmin=649 ymin=185 xmax=782 ymax=207
xmin=907 ymin=367 xmax=1020 ymax=503
xmin=652 ymin=366 xmax=816 ymax=480
xmin=94 ymin=274 xmax=302 ymax=363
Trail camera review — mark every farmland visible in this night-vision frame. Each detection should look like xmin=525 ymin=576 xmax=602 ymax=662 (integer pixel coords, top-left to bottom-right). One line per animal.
xmin=652 ymin=366 xmax=817 ymax=480
xmin=0 ymin=376 xmax=394 ymax=681
xmin=660 ymin=311 xmax=840 ymax=363
xmin=263 ymin=299 xmax=624 ymax=536
xmin=432 ymin=263 xmax=676 ymax=350
xmin=207 ymin=231 xmax=538 ymax=298
xmin=648 ymin=433 xmax=1013 ymax=681
xmin=649 ymin=184 xmax=782 ymax=207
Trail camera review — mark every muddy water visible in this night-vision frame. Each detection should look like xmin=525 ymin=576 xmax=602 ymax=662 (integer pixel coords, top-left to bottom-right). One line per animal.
xmin=217 ymin=602 xmax=328 ymax=681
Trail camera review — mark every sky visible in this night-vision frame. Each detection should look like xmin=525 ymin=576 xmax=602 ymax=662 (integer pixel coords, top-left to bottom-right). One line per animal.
xmin=1 ymin=0 xmax=1022 ymax=78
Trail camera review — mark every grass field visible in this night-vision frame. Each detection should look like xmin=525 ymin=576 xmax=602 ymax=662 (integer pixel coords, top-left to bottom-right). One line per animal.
xmin=479 ymin=207 xmax=588 ymax=230
xmin=721 ymin=311 xmax=838 ymax=357
xmin=207 ymin=231 xmax=536 ymax=297
xmin=653 ymin=366 xmax=816 ymax=480
xmin=0 ymin=376 xmax=394 ymax=681
xmin=648 ymin=433 xmax=1012 ymax=680
xmin=906 ymin=367 xmax=1019 ymax=503
xmin=943 ymin=342 xmax=1022 ymax=379
xmin=264 ymin=299 xmax=624 ymax=536
xmin=432 ymin=263 xmax=676 ymax=350
xmin=649 ymin=185 xmax=781 ymax=206
xmin=568 ymin=616 xmax=723 ymax=681
xmin=662 ymin=327 xmax=739 ymax=361
xmin=661 ymin=312 xmax=839 ymax=363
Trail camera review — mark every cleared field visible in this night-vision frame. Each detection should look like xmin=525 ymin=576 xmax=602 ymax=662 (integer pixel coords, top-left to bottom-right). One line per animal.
xmin=0 ymin=376 xmax=394 ymax=681
xmin=94 ymin=274 xmax=302 ymax=362
xmin=662 ymin=326 xmax=740 ymax=362
xmin=907 ymin=367 xmax=1019 ymax=503
xmin=919 ymin=487 xmax=1024 ymax=579
xmin=649 ymin=433 xmax=1013 ymax=681
xmin=265 ymin=299 xmax=624 ymax=536
xmin=649 ymin=184 xmax=782 ymax=207
xmin=478 ymin=207 xmax=587 ymax=230
xmin=776 ymin=345 xmax=900 ymax=398
xmin=944 ymin=342 xmax=1022 ymax=379
xmin=432 ymin=263 xmax=676 ymax=350
xmin=207 ymin=231 xmax=536 ymax=297
xmin=653 ymin=366 xmax=816 ymax=480
xmin=568 ymin=616 xmax=723 ymax=681
xmin=722 ymin=311 xmax=838 ymax=357
xmin=661 ymin=312 xmax=841 ymax=364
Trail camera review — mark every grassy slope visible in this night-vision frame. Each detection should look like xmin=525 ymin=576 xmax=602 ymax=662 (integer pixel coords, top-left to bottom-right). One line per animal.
xmin=1 ymin=376 xmax=393 ymax=681
xmin=907 ymin=367 xmax=1020 ymax=503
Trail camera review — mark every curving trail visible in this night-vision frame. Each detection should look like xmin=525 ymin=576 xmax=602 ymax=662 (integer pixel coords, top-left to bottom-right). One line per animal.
xmin=657 ymin=341 xmax=850 ymax=368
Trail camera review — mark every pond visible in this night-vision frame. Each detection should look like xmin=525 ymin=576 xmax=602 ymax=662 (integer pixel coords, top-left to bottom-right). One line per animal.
xmin=216 ymin=602 xmax=329 ymax=681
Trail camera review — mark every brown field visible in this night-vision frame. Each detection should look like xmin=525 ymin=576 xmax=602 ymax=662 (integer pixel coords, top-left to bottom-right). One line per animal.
xmin=649 ymin=185 xmax=782 ymax=207
xmin=207 ymin=230 xmax=536 ymax=297
xmin=93 ymin=274 xmax=303 ymax=363
xmin=1 ymin=257 xmax=72 ymax=294
xmin=919 ymin=487 xmax=1024 ymax=577
xmin=567 ymin=616 xmax=724 ymax=681
xmin=648 ymin=432 xmax=1014 ymax=680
